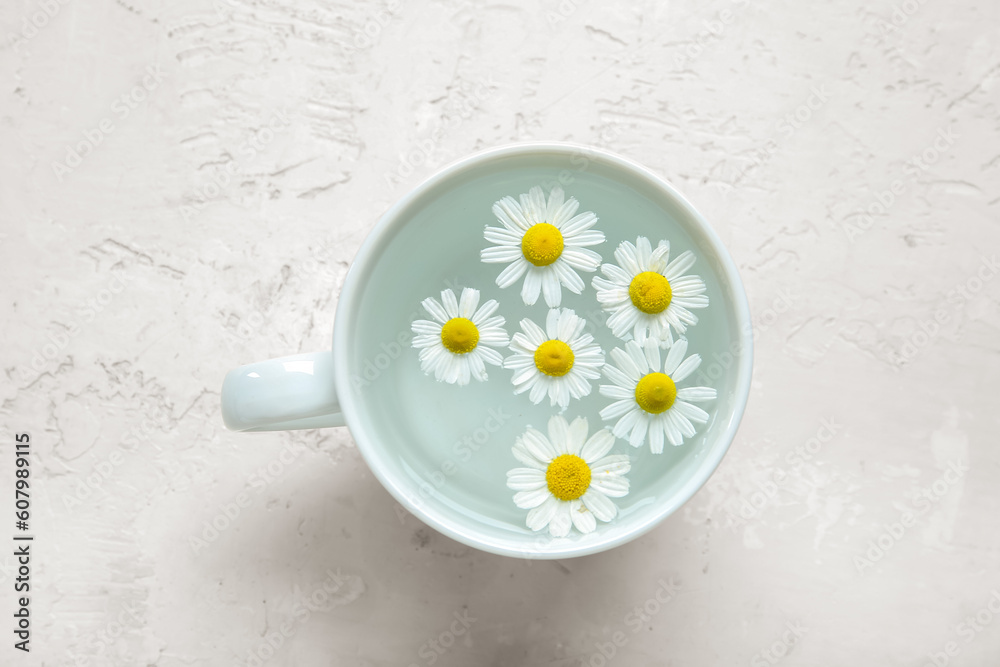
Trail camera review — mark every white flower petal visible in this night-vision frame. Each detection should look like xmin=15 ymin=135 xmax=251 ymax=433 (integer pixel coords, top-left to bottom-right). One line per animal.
xmin=564 ymin=229 xmax=605 ymax=247
xmin=548 ymin=502 xmax=573 ymax=537
xmin=411 ymin=319 xmax=441 ymax=336
xmin=610 ymin=346 xmax=643 ymax=380
xmin=613 ymin=408 xmax=642 ymax=441
xmin=626 ymin=341 xmax=650 ymax=374
xmin=664 ymin=413 xmax=684 ymax=446
xmin=561 ymin=248 xmax=602 ymax=272
xmin=441 ymin=289 xmax=459 ymax=319
xmin=421 ymin=297 xmax=448 ymax=323
xmin=600 ymin=383 xmax=632 ymax=400
xmin=602 ymin=361 xmax=636 ymax=389
xmin=504 ymin=353 xmax=536 ymax=370
xmin=635 ymin=236 xmax=652 ymax=268
xmin=599 ymin=398 xmax=635 ymax=421
xmin=580 ymin=428 xmax=615 ymax=462
xmin=511 ymin=364 xmax=538 ymax=385
xmin=545 ymin=186 xmax=565 ymax=221
xmin=411 ymin=334 xmax=438 ymax=348
xmin=456 ymin=357 xmax=471 ymax=385
xmin=520 ymin=317 xmax=547 ymax=346
xmin=649 ymin=420 xmax=664 ymax=454
xmin=649 ymin=240 xmax=671 ymax=271
xmin=677 ymin=386 xmax=717 ymax=402
xmin=582 ymin=489 xmax=617 ymax=522
xmin=495 ymin=197 xmax=530 ymax=231
xmin=663 ymin=249 xmax=696 ymax=280
xmin=554 ymin=259 xmax=586 ymax=294
xmin=590 ymin=454 xmax=631 ymax=476
xmin=522 ymin=427 xmax=558 ymax=461
xmin=521 ymin=268 xmax=542 ymax=305
xmin=566 ymin=417 xmax=590 ymax=455
xmin=483 ymin=225 xmax=521 ymax=246
xmin=512 ymin=438 xmax=547 ymax=469
xmin=668 ymin=275 xmax=706 ymax=292
xmin=560 ymin=211 xmax=598 ymax=236
xmin=671 ymin=409 xmax=697 ymax=438
xmin=614 ymin=241 xmax=641 ymax=276
xmin=547 ymin=415 xmax=571 ymax=455
xmin=528 ymin=377 xmax=548 ymax=404
xmin=545 ymin=308 xmax=561 ymax=340
xmin=552 ymin=197 xmax=580 ymax=227
xmin=673 ymin=295 xmax=710 ymax=309
xmin=477 ymin=346 xmax=505 ymax=367
xmin=514 ymin=486 xmax=550 ymax=509
xmin=418 ymin=344 xmax=445 ymax=375
xmin=541 ymin=270 xmax=561 ymax=307
xmin=643 ymin=336 xmax=661 ymax=372
xmin=569 ymin=499 xmax=597 ymax=534
xmin=628 ymin=414 xmax=648 ymax=448
xmin=601 ymin=263 xmax=632 ymax=286
xmin=524 ymin=186 xmax=547 ymax=223
xmin=496 ymin=257 xmax=529 ymax=288
xmin=468 ymin=352 xmax=488 ymax=382
xmin=663 ymin=338 xmax=688 ymax=375
xmin=558 ymin=308 xmax=581 ymax=341
xmin=472 ymin=299 xmax=499 ymax=324
xmin=552 ymin=381 xmax=570 ymax=408
xmin=526 ymin=495 xmax=559 ymax=530
xmin=591 ymin=474 xmax=629 ymax=498
xmin=478 ymin=330 xmax=510 ymax=346
xmin=609 ymin=306 xmax=640 ymax=339
xmin=672 ymin=354 xmax=701 ymax=382
xmin=458 ymin=288 xmax=479 ymax=319
xmin=481 ymin=246 xmax=523 ymax=263
xmin=506 ymin=468 xmax=546 ymax=491
xmin=567 ymin=372 xmax=593 ymax=398
xmin=673 ymin=399 xmax=710 ymax=424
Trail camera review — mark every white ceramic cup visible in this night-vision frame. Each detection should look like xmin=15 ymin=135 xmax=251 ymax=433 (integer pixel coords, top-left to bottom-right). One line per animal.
xmin=221 ymin=142 xmax=752 ymax=559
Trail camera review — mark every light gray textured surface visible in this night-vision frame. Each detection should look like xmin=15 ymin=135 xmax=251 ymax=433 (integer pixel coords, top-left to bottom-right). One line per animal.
xmin=2 ymin=0 xmax=999 ymax=665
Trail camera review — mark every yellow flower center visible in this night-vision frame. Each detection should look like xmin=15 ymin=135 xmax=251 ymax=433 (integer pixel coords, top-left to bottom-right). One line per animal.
xmin=545 ymin=454 xmax=592 ymax=501
xmin=629 ymin=271 xmax=672 ymax=314
xmin=521 ymin=223 xmax=564 ymax=266
xmin=533 ymin=340 xmax=575 ymax=377
xmin=634 ymin=372 xmax=677 ymax=414
xmin=440 ymin=317 xmax=479 ymax=354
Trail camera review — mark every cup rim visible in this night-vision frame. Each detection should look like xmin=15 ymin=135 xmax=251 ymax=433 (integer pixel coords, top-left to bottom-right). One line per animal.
xmin=333 ymin=141 xmax=753 ymax=558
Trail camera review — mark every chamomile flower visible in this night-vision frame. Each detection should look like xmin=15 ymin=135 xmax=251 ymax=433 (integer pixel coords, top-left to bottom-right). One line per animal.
xmin=506 ymin=415 xmax=630 ymax=537
xmin=599 ymin=338 xmax=716 ymax=453
xmin=504 ymin=308 xmax=605 ymax=408
xmin=592 ymin=236 xmax=708 ymax=346
xmin=411 ymin=287 xmax=509 ymax=385
xmin=481 ymin=185 xmax=605 ymax=307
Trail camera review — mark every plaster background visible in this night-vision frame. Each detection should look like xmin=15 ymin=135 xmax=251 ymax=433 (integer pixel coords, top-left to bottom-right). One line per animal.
xmin=1 ymin=0 xmax=999 ymax=665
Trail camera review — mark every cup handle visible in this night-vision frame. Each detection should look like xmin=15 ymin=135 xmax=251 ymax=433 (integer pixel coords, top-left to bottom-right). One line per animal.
xmin=221 ymin=351 xmax=345 ymax=432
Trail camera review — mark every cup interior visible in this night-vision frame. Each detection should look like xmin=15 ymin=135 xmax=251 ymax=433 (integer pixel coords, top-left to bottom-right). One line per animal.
xmin=333 ymin=144 xmax=752 ymax=558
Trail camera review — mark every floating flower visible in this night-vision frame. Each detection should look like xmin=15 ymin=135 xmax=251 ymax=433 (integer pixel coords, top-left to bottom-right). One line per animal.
xmin=411 ymin=287 xmax=509 ymax=385
xmin=506 ymin=415 xmax=630 ymax=537
xmin=592 ymin=236 xmax=708 ymax=346
xmin=599 ymin=338 xmax=716 ymax=452
xmin=504 ymin=308 xmax=605 ymax=408
xmin=481 ymin=185 xmax=605 ymax=307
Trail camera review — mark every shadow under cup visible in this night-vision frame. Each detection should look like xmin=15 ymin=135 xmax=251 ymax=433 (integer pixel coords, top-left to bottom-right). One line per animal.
xmin=334 ymin=145 xmax=752 ymax=559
